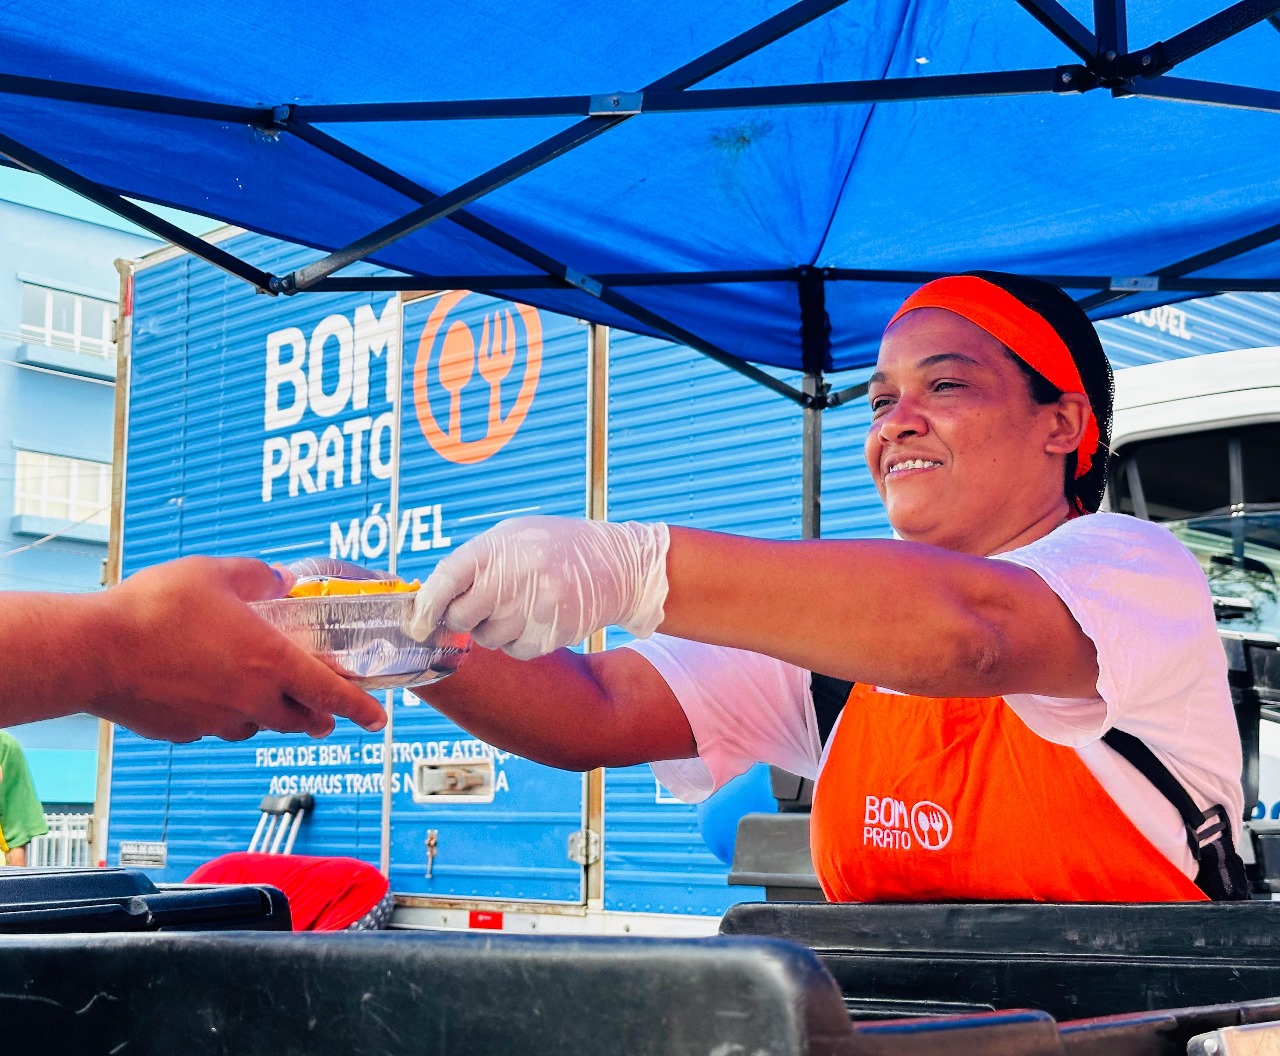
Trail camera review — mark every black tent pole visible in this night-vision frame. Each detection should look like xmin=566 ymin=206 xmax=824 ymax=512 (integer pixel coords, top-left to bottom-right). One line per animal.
xmin=285 ymin=121 xmax=811 ymax=406
xmin=798 ymin=266 xmax=831 ymax=541
xmin=1121 ymin=77 xmax=1280 ymax=114
xmin=1093 ymin=0 xmax=1128 ymax=65
xmin=275 ymin=0 xmax=851 ymax=293
xmin=1013 ymin=0 xmax=1097 ymax=60
xmin=1126 ymin=0 xmax=1280 ymax=77
xmin=1077 ymin=219 xmax=1280 ymax=312
xmin=0 ymin=130 xmax=274 ymax=292
xmin=293 ymin=68 xmax=1079 ymax=123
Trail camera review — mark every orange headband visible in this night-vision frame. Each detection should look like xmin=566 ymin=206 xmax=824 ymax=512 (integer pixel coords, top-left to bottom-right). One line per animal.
xmin=886 ymin=275 xmax=1099 ymax=480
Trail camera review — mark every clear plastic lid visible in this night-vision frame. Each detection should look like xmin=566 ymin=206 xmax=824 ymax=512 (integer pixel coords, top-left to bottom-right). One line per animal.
xmin=285 ymin=558 xmax=397 ymax=584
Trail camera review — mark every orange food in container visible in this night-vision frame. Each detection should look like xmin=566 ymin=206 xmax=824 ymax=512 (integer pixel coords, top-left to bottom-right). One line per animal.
xmin=251 ymin=559 xmax=468 ymax=690
xmin=287 ymin=577 xmax=421 ymax=598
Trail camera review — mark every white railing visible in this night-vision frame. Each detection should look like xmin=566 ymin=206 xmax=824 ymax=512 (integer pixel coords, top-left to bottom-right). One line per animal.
xmin=28 ymin=813 xmax=94 ymax=868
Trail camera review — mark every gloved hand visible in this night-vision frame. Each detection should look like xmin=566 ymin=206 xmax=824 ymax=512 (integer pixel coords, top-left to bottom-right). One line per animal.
xmin=407 ymin=517 xmax=670 ymax=660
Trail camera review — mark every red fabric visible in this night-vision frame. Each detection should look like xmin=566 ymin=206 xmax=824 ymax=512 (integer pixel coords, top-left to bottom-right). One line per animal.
xmin=187 ymin=852 xmax=391 ymax=931
xmin=810 ymin=683 xmax=1206 ymax=903
xmin=886 ymin=275 xmax=1100 ymax=481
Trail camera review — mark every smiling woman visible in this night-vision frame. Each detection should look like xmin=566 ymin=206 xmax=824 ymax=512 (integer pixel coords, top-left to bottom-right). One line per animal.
xmin=864 ymin=272 xmax=1107 ymax=556
xmin=868 ymin=309 xmax=1085 ymax=556
xmin=405 ymin=273 xmax=1248 ymax=905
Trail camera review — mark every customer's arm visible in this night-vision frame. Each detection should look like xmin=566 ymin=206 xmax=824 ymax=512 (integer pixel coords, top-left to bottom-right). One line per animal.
xmin=2 ymin=557 xmax=387 ymax=741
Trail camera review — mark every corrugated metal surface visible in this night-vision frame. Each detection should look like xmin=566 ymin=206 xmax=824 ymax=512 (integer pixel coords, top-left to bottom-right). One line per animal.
xmin=1097 ymin=293 xmax=1280 ymax=369
xmin=820 ymin=369 xmax=892 ymax=541
xmin=602 ymin=338 xmax=892 ymax=914
xmin=607 ymin=333 xmax=805 ymax=537
xmin=600 ymin=765 xmax=742 ymax=914
xmin=388 ymin=293 xmax=589 ymax=903
xmin=603 ymin=333 xmax=790 ymax=914
xmin=114 ymin=233 xmax=394 ymax=879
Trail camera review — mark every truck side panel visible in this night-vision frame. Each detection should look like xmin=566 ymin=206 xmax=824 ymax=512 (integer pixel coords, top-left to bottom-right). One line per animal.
xmin=601 ymin=330 xmax=889 ymax=915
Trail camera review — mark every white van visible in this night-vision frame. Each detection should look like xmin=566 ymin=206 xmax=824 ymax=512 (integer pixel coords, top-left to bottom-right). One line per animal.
xmin=1106 ymin=347 xmax=1280 ymax=821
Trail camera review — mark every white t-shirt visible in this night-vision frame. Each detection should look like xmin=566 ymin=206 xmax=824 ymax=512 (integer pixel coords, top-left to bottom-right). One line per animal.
xmin=628 ymin=513 xmax=1243 ymax=879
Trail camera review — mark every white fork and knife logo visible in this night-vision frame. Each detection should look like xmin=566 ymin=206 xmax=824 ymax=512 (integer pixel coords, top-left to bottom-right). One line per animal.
xmin=910 ymin=801 xmax=954 ymax=850
xmin=437 ymin=309 xmax=518 ymax=441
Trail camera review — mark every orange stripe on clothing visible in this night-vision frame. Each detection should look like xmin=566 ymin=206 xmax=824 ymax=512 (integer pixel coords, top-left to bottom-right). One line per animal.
xmin=887 ymin=275 xmax=1100 ymax=480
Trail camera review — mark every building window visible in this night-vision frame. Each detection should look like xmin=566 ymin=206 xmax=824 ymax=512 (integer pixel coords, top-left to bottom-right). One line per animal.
xmin=13 ymin=451 xmax=112 ymax=527
xmin=19 ymin=283 xmax=117 ymax=358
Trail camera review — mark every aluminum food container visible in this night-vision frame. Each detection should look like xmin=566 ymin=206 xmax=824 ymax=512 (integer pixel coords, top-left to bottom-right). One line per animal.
xmin=251 ymin=592 xmax=471 ymax=690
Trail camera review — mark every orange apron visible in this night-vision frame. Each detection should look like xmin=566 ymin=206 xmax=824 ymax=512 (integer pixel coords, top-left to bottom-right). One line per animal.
xmin=810 ymin=683 xmax=1206 ymax=902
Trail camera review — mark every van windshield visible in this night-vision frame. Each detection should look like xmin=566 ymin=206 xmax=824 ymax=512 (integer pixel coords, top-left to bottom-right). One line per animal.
xmin=1110 ymin=421 xmax=1280 ymax=640
xmin=1163 ymin=509 xmax=1280 ymax=640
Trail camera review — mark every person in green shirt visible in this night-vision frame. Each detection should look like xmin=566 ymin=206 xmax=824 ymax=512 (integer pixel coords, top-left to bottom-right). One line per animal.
xmin=0 ymin=732 xmax=48 ymax=866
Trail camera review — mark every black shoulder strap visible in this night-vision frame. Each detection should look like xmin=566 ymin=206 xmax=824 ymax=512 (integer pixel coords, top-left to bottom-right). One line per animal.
xmin=1102 ymin=728 xmax=1203 ymax=831
xmin=1102 ymin=727 xmax=1249 ymax=901
xmin=810 ymin=673 xmax=854 ymax=748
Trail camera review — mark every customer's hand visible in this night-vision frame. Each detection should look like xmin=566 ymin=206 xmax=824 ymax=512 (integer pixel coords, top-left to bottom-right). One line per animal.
xmin=92 ymin=557 xmax=387 ymax=742
xmin=408 ymin=517 xmax=670 ymax=660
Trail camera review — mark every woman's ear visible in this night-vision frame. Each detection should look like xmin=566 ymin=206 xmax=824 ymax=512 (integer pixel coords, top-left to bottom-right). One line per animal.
xmin=1044 ymin=392 xmax=1091 ymax=455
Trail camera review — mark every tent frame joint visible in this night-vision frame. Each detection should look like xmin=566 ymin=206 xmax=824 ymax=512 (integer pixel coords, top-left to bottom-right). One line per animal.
xmin=1055 ymin=65 xmax=1100 ymax=92
xmin=1109 ymin=275 xmax=1160 ymax=293
xmin=588 ymin=92 xmax=644 ymax=116
xmin=826 ymin=381 xmax=870 ymax=409
xmin=1116 ymin=43 xmax=1167 ymax=80
xmin=264 ymin=104 xmax=294 ymax=130
xmin=801 ymin=378 xmax=832 ymax=411
xmin=564 ymin=268 xmax=604 ymax=297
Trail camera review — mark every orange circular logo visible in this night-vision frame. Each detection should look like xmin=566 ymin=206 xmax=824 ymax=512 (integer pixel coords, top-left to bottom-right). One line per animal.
xmin=412 ymin=291 xmax=542 ymax=465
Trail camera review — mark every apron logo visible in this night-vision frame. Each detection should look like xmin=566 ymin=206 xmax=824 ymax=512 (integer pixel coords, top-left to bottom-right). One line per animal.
xmin=864 ymin=796 xmax=954 ymax=852
xmin=412 ymin=291 xmax=543 ymax=465
xmin=910 ymin=801 xmax=953 ymax=850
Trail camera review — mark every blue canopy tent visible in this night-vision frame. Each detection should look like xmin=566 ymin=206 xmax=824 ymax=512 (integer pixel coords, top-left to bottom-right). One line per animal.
xmin=2 ymin=0 xmax=1278 ymax=533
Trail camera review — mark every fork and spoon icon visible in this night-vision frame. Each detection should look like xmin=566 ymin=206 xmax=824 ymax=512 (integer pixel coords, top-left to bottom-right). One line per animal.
xmin=911 ymin=803 xmax=952 ymax=850
xmin=436 ymin=310 xmax=518 ymax=441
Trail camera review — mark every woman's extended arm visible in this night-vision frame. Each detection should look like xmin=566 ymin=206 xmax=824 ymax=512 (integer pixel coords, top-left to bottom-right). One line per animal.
xmin=410 ymin=517 xmax=1099 ymax=702
xmin=408 ymin=645 xmax=695 ymax=771
xmin=660 ymin=529 xmax=1098 ymax=699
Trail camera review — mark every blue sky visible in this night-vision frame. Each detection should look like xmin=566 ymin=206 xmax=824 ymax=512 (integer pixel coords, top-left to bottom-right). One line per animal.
xmin=0 ymin=167 xmax=219 ymax=238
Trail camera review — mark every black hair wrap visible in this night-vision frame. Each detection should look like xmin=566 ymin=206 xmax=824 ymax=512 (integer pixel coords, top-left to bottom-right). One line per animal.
xmin=964 ymin=271 xmax=1115 ymax=513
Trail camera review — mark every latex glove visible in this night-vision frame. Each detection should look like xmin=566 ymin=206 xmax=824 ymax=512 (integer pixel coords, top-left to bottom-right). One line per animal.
xmin=408 ymin=517 xmax=670 ymax=660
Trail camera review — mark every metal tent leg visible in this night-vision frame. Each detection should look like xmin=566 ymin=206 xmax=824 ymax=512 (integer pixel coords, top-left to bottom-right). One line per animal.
xmin=802 ymin=375 xmax=823 ymax=541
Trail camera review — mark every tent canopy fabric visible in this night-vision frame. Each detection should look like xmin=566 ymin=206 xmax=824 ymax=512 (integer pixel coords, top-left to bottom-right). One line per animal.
xmin=2 ymin=0 xmax=1278 ymax=402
